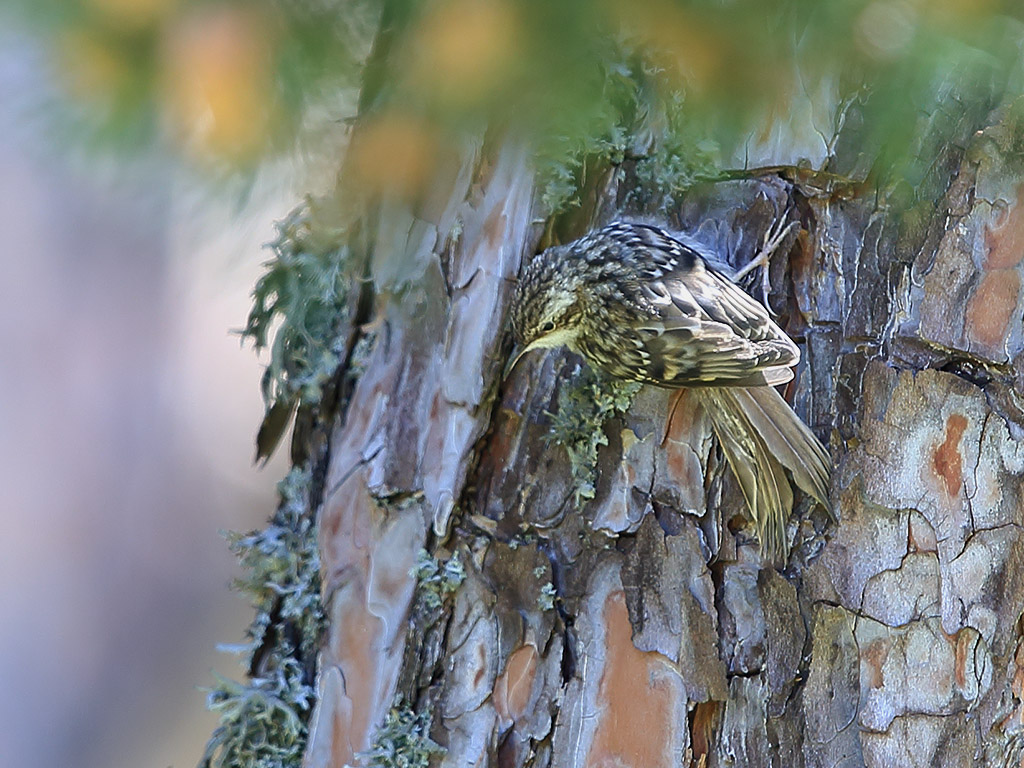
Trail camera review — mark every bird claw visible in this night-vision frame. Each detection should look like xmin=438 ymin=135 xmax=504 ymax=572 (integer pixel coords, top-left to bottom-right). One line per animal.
xmin=733 ymin=219 xmax=800 ymax=308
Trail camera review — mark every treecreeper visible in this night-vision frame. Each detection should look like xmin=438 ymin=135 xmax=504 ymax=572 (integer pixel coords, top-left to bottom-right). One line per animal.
xmin=508 ymin=221 xmax=832 ymax=560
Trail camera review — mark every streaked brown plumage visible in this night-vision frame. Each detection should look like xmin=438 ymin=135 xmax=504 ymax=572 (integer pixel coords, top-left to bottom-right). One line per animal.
xmin=509 ymin=221 xmax=831 ymax=560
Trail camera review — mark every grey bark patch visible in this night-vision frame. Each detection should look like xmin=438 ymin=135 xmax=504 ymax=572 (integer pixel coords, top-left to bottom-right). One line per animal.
xmin=861 ymin=713 xmax=977 ymax=768
xmin=803 ymin=606 xmax=862 ymax=765
xmin=718 ymin=675 xmax=771 ymax=767
xmin=620 ymin=514 xmax=727 ymax=700
xmin=719 ymin=561 xmax=766 ymax=675
xmin=761 ymin=569 xmax=805 ymax=715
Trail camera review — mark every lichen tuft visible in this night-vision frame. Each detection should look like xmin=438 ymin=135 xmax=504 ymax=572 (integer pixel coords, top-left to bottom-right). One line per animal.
xmin=534 ymin=48 xmax=718 ymax=216
xmin=538 ymin=582 xmax=558 ymax=611
xmin=200 ymin=655 xmax=313 ymax=768
xmin=242 ymin=200 xmax=350 ymax=413
xmin=546 ymin=365 xmax=642 ymax=506
xmin=411 ymin=549 xmax=466 ymax=611
xmin=358 ymin=699 xmax=446 ymax=768
xmin=199 ymin=465 xmax=324 ymax=768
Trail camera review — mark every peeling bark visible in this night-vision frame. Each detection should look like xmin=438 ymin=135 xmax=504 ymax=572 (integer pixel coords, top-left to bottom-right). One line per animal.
xmin=295 ymin=53 xmax=1024 ymax=768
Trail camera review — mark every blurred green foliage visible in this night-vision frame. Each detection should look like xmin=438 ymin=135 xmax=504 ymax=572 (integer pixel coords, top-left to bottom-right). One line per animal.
xmin=13 ymin=0 xmax=1024 ymax=187
xmin=10 ymin=0 xmax=376 ymax=162
xmin=240 ymin=198 xmax=355 ymax=461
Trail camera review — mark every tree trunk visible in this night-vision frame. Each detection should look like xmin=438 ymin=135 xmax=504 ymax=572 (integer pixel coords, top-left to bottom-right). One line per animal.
xmin=293 ymin=39 xmax=1024 ymax=768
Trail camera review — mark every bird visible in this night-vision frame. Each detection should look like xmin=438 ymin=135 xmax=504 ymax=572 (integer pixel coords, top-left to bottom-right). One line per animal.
xmin=508 ymin=221 xmax=831 ymax=560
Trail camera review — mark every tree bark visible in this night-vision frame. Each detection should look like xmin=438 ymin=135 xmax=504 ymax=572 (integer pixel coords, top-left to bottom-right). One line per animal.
xmin=295 ymin=47 xmax=1024 ymax=768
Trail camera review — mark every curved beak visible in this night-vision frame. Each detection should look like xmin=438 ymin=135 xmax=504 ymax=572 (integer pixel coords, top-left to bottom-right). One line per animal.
xmin=504 ymin=328 xmax=577 ymax=380
xmin=503 ymin=345 xmax=531 ymax=380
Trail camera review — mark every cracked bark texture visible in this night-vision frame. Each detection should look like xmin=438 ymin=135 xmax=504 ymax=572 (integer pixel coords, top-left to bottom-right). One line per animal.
xmin=297 ymin=69 xmax=1024 ymax=768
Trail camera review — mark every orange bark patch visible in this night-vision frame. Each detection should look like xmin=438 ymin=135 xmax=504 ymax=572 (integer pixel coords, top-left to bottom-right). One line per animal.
xmin=907 ymin=512 xmax=938 ymax=553
xmin=318 ymin=473 xmax=375 ymax=586
xmin=954 ymin=635 xmax=967 ymax=689
xmin=474 ymin=641 xmax=488 ymax=688
xmin=493 ymin=644 xmax=538 ymax=723
xmin=952 ymin=628 xmax=978 ymax=690
xmin=862 ymin=636 xmax=889 ymax=689
xmin=329 ymin=590 xmax=382 ymax=762
xmin=664 ymin=389 xmax=697 ymax=442
xmin=932 ymin=414 xmax=967 ymax=497
xmin=984 ymin=185 xmax=1024 ymax=269
xmin=965 ymin=268 xmax=1020 ymax=350
xmin=487 ymin=408 xmax=518 ymax=467
xmin=586 ymin=591 xmax=680 ymax=768
xmin=1014 ymin=643 xmax=1024 ymax=699
xmin=620 ymin=437 xmax=639 ymax=489
xmin=690 ymin=701 xmax=720 ymax=762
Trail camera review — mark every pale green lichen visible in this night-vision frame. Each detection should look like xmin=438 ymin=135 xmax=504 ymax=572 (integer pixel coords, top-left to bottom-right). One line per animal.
xmin=546 ymin=366 xmax=642 ymax=506
xmin=242 ymin=200 xmax=351 ymax=412
xmin=358 ymin=700 xmax=446 ymax=768
xmin=227 ymin=466 xmax=324 ymax=656
xmin=411 ymin=549 xmax=466 ymax=611
xmin=200 ymin=466 xmax=323 ymax=768
xmin=200 ymin=656 xmax=313 ymax=768
xmin=537 ymin=582 xmax=558 ymax=611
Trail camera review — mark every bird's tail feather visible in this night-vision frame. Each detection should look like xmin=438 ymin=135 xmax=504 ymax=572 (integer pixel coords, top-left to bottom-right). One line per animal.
xmin=696 ymin=387 xmax=832 ymax=561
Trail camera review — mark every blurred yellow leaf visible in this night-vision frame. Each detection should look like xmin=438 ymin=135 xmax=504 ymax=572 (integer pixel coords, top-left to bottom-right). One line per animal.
xmin=924 ymin=0 xmax=999 ymax=27
xmin=409 ymin=0 xmax=519 ymax=107
xmin=603 ymin=0 xmax=722 ymax=94
xmin=161 ymin=6 xmax=275 ymax=161
xmin=89 ymin=0 xmax=178 ymax=31
xmin=349 ymin=111 xmax=438 ymax=199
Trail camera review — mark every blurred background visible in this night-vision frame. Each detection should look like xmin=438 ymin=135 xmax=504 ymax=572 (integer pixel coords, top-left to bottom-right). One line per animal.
xmin=0 ymin=18 xmax=317 ymax=768
xmin=3 ymin=0 xmax=1023 ymax=766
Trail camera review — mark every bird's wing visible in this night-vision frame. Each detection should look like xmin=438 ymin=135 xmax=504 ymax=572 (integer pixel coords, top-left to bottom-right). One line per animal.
xmin=601 ymin=223 xmax=800 ymax=388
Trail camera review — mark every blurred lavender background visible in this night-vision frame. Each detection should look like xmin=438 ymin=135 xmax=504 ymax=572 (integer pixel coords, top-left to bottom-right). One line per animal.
xmin=0 ymin=23 xmax=300 ymax=768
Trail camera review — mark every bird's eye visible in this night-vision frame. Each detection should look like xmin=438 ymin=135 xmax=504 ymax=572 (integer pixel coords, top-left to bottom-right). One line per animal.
xmin=540 ymin=321 xmax=555 ymax=333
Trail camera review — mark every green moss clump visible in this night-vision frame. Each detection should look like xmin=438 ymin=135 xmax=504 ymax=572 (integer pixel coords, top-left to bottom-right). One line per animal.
xmin=359 ymin=700 xmax=446 ymax=768
xmin=200 ymin=466 xmax=324 ymax=768
xmin=546 ymin=366 xmax=642 ymax=506
xmin=630 ymin=90 xmax=721 ymax=210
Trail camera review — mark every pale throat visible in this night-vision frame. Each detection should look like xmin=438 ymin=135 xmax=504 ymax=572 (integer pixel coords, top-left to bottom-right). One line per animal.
xmin=524 ymin=325 xmax=582 ymax=355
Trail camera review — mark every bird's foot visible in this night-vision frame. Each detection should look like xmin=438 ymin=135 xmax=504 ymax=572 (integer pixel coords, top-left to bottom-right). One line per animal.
xmin=733 ymin=218 xmax=800 ymax=306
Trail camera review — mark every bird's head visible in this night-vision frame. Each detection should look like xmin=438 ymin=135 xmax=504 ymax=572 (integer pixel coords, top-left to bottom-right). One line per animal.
xmin=506 ymin=246 xmax=587 ymax=376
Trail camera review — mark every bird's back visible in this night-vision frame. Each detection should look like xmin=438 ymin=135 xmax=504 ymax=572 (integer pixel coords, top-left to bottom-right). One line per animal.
xmin=572 ymin=222 xmax=800 ymax=388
